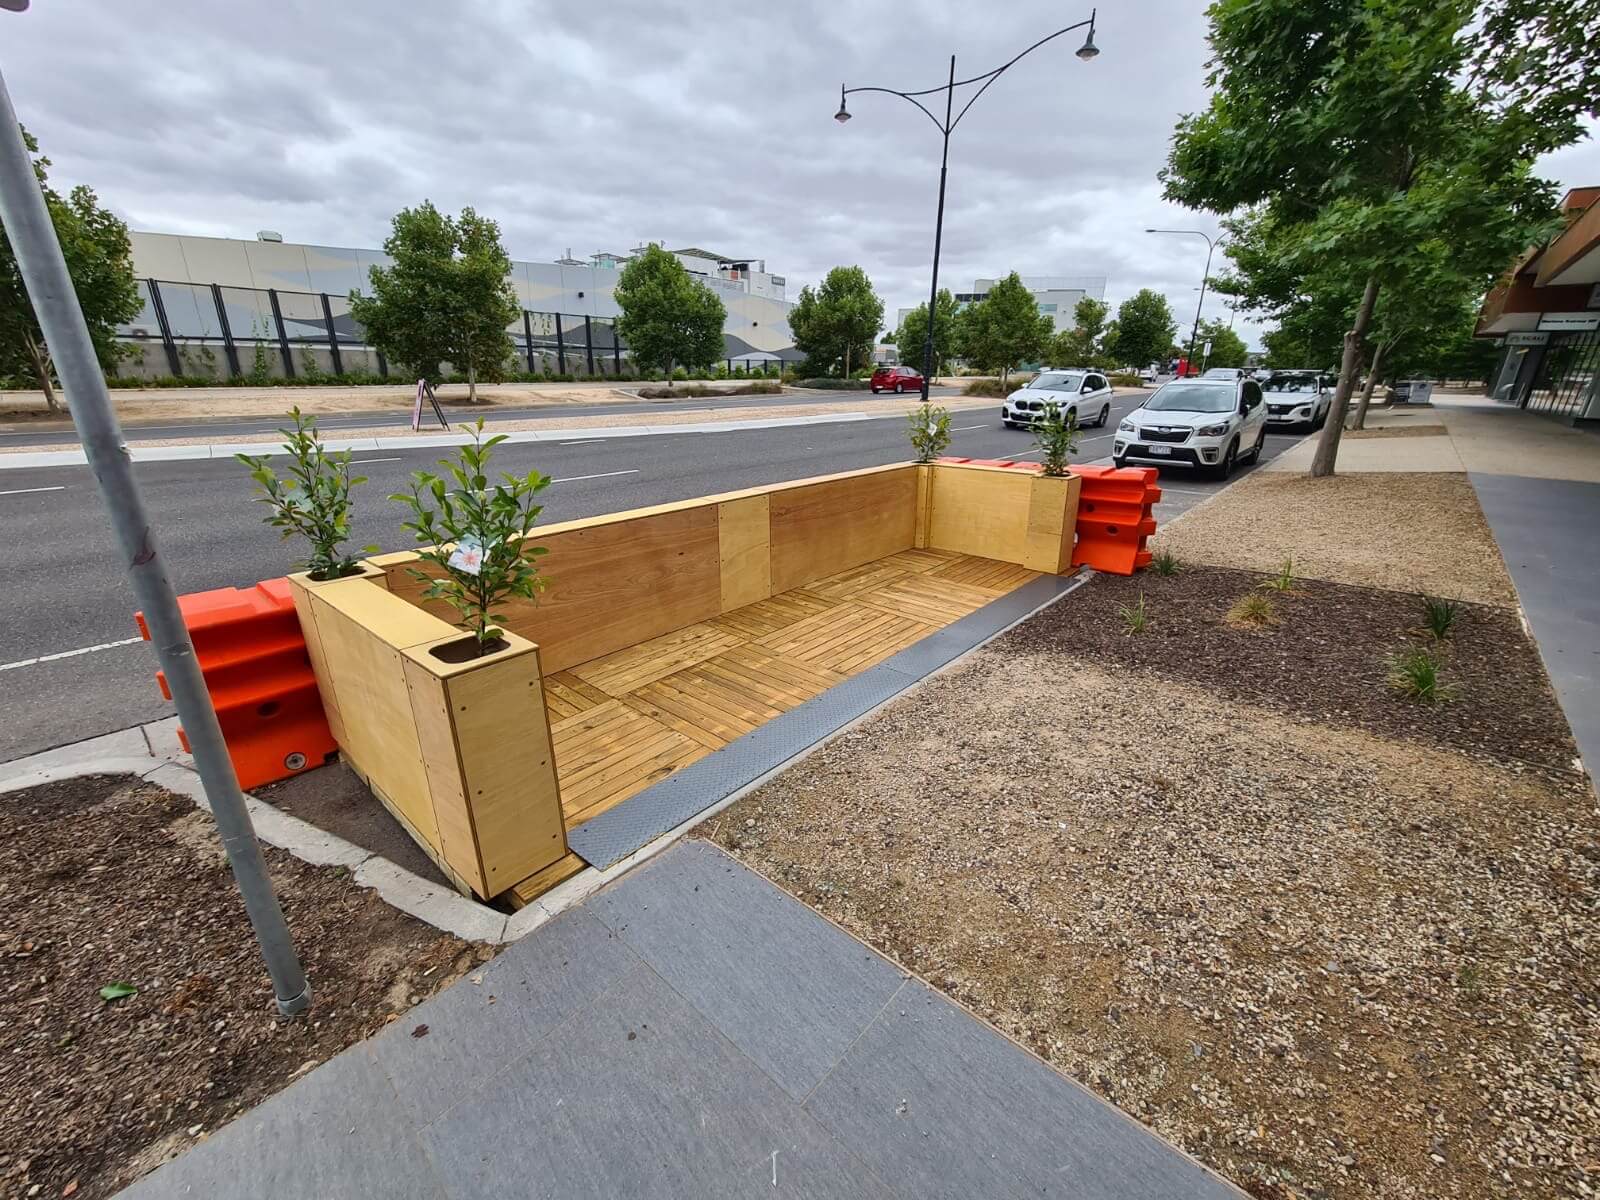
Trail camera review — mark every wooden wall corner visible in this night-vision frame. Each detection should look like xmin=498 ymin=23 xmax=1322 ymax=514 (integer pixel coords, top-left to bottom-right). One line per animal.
xmin=914 ymin=464 xmax=933 ymax=549
xmin=1023 ymin=472 xmax=1081 ymax=575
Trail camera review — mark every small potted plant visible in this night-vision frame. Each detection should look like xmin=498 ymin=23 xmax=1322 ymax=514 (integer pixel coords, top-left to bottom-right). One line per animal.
xmin=238 ymin=407 xmax=377 ymax=580
xmin=390 ymin=419 xmax=552 ymax=661
xmin=907 ymin=403 xmax=952 ymax=463
xmin=1033 ymin=402 xmax=1080 ymax=476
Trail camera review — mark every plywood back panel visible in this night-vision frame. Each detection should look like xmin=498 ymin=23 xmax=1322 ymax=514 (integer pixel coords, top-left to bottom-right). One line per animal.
xmin=718 ymin=493 xmax=772 ymax=611
xmin=926 ymin=464 xmax=1035 ymax=567
xmin=769 ymin=467 xmax=918 ymax=593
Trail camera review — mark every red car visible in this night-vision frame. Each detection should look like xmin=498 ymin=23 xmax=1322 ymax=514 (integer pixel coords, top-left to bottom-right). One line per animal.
xmin=870 ymin=365 xmax=924 ymax=394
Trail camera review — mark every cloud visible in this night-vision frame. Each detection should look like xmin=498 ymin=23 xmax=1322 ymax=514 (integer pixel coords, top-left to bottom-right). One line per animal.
xmin=4 ymin=0 xmax=1592 ymax=355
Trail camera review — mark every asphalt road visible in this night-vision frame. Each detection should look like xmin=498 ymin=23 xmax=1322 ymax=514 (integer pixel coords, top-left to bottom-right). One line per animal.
xmin=0 ymin=384 xmax=967 ymax=447
xmin=0 ymin=392 xmax=1299 ymax=759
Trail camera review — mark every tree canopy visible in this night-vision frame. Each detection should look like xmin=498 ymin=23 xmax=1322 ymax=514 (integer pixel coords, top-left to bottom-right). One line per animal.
xmin=611 ymin=243 xmax=727 ymax=376
xmin=788 ymin=265 xmax=883 ymax=377
xmin=956 ymin=272 xmax=1052 ymax=385
xmin=1050 ymin=295 xmax=1110 ymax=367
xmin=1196 ymin=318 xmax=1249 ymax=370
xmin=1162 ymin=0 xmax=1571 ymax=474
xmin=1109 ymin=289 xmax=1178 ymax=371
xmin=893 ymin=288 xmax=959 ymax=375
xmin=0 ymin=126 xmax=140 ymax=410
xmin=349 ymin=201 xmax=519 ymax=402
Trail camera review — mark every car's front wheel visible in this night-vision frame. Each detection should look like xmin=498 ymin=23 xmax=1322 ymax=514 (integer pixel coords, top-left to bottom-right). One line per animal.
xmin=870 ymin=386 xmax=880 ymax=394
xmin=1112 ymin=454 xmax=1128 ymax=468
xmin=895 ymin=382 xmax=905 ymax=393
xmin=1212 ymin=439 xmax=1239 ymax=480
xmin=1246 ymin=427 xmax=1266 ymax=463
xmin=1094 ymin=403 xmax=1110 ymax=428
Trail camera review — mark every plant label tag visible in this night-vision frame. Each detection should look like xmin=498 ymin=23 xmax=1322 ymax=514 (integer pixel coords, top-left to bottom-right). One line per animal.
xmin=448 ymin=537 xmax=484 ymax=576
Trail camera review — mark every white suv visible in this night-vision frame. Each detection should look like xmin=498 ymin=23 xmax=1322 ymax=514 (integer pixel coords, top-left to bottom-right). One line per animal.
xmin=1001 ymin=370 xmax=1113 ymax=429
xmin=1113 ymin=377 xmax=1268 ymax=479
xmin=1261 ymin=370 xmax=1331 ymax=430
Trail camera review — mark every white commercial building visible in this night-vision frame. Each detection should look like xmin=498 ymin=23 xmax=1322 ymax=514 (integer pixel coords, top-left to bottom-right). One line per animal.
xmin=896 ymin=275 xmax=1108 ymax=335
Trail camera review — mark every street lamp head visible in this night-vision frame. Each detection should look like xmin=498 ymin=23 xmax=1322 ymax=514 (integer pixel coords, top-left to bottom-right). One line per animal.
xmin=834 ymin=86 xmax=851 ymax=123
xmin=0 ymin=0 xmax=30 ymax=11
xmin=1075 ymin=17 xmax=1099 ymax=61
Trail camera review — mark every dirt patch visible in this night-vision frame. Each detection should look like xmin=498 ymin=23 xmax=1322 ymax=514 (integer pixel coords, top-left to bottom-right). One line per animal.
xmin=0 ymin=775 xmax=488 ymax=1199
xmin=1153 ymin=471 xmax=1517 ymax=607
xmin=1344 ymin=425 xmax=1449 ymax=439
xmin=704 ymin=652 xmax=1598 ymax=1200
xmin=1002 ymin=564 xmax=1578 ymax=772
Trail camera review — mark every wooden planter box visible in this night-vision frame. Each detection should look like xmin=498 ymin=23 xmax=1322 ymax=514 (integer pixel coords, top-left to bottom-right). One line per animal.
xmin=287 ymin=572 xmax=565 ymax=899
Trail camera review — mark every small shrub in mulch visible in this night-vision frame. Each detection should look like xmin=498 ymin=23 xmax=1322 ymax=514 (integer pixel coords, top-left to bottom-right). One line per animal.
xmin=1001 ymin=563 xmax=1578 ymax=771
xmin=0 ymin=775 xmax=485 ymax=1200
xmin=961 ymin=379 xmax=1009 ymax=397
xmin=634 ymin=382 xmax=783 ymax=399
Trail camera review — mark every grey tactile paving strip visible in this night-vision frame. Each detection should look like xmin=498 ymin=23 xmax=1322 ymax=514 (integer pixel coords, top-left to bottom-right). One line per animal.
xmin=567 ymin=570 xmax=1089 ymax=869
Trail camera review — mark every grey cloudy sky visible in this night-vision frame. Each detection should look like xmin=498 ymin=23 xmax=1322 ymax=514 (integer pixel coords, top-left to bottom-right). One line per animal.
xmin=4 ymin=0 xmax=1597 ymax=352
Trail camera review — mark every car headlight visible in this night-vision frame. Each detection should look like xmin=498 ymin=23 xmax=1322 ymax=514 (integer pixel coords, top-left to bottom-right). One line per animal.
xmin=1118 ymin=420 xmax=1135 ymax=434
xmin=1197 ymin=422 xmax=1230 ymax=437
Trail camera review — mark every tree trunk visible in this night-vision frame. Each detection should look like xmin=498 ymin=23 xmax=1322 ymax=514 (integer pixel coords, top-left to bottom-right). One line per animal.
xmin=466 ymin=348 xmax=477 ymax=405
xmin=843 ymin=344 xmax=851 ymax=378
xmin=22 ymin=329 xmax=59 ymax=413
xmin=1350 ymin=340 xmax=1390 ymax=431
xmin=1310 ymin=274 xmax=1380 ymax=478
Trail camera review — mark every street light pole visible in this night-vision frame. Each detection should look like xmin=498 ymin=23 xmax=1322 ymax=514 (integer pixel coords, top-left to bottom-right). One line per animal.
xmin=1147 ymin=228 xmax=1217 ymax=377
xmin=838 ymin=12 xmax=1100 ymax=407
xmin=0 ymin=58 xmax=311 ymax=1015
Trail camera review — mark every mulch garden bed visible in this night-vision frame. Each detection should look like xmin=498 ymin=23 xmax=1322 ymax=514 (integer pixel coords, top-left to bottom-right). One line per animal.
xmin=1000 ymin=563 xmax=1578 ymax=774
xmin=1 ymin=775 xmax=488 ymax=1200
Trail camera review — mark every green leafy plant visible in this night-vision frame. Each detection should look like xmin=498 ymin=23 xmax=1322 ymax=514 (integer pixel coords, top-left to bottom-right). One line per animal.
xmin=98 ymin=982 xmax=137 ymax=1002
xmin=1420 ymin=594 xmax=1459 ymax=640
xmin=1262 ymin=557 xmax=1296 ymax=591
xmin=960 ymin=378 xmax=1008 ymax=397
xmin=1119 ymin=592 xmax=1151 ymax=634
xmin=247 ymin=318 xmax=275 ymax=385
xmin=907 ymin=404 xmax=952 ymax=463
xmin=1150 ymin=549 xmax=1182 ymax=575
xmin=237 ymin=408 xmax=373 ymax=581
xmin=1388 ymin=644 xmax=1457 ymax=703
xmin=1229 ymin=591 xmax=1277 ymax=626
xmin=390 ymin=419 xmax=552 ymax=654
xmin=1033 ymin=402 xmax=1081 ymax=476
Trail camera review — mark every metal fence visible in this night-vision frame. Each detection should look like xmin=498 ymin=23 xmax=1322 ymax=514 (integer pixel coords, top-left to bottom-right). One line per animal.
xmin=118 ymin=277 xmax=726 ymax=381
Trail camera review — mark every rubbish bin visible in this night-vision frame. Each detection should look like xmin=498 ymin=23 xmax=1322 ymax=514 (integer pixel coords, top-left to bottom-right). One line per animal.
xmin=1406 ymin=380 xmax=1434 ymax=405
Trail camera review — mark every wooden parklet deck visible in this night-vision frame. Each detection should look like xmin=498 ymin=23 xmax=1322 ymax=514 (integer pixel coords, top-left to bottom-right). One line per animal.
xmin=541 ymin=548 xmax=1037 ymax=828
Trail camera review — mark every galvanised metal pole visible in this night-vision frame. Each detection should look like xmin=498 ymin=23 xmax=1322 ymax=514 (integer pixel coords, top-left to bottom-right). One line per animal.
xmin=0 ymin=65 xmax=311 ymax=1016
xmin=919 ymin=55 xmax=955 ymax=408
xmin=1188 ymin=237 xmax=1215 ymax=378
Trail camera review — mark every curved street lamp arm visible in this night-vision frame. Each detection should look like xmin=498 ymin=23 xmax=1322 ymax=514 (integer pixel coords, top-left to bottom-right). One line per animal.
xmin=950 ymin=16 xmax=1095 ymax=132
xmin=840 ymin=85 xmax=948 ymax=134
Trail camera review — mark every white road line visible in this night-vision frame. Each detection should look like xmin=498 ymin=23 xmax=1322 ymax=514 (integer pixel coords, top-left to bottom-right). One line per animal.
xmin=0 ymin=636 xmax=144 ymax=673
xmin=348 ymin=456 xmax=402 ymax=464
xmin=0 ymin=485 xmax=66 ymax=496
xmin=550 ymin=469 xmax=639 ymax=484
xmin=558 ymin=439 xmax=607 ymax=446
xmin=951 ymin=424 xmax=988 ymax=431
xmin=1157 ymin=485 xmax=1215 ymax=496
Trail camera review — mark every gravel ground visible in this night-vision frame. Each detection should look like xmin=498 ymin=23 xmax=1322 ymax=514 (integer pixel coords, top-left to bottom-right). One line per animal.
xmin=1 ymin=775 xmax=486 ymax=1199
xmin=1343 ymin=425 xmax=1449 ymax=439
xmin=1152 ymin=471 xmax=1518 ymax=607
xmin=2 ymin=395 xmax=994 ymax=453
xmin=1002 ymin=564 xmax=1578 ymax=772
xmin=705 ymin=652 xmax=1598 ymax=1200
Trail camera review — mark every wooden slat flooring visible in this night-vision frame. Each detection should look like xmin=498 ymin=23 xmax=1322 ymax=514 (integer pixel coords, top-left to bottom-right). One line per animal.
xmin=537 ymin=551 xmax=1039 ymax=839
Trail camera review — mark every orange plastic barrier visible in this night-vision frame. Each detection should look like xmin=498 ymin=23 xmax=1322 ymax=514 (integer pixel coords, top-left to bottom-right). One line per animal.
xmin=1067 ymin=464 xmax=1161 ymax=574
xmin=135 ymin=578 xmax=335 ymax=790
xmin=935 ymin=458 xmax=1162 ymax=575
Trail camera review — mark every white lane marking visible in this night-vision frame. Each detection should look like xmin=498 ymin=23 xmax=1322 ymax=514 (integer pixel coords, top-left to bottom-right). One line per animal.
xmin=951 ymin=424 xmax=988 ymax=431
xmin=0 ymin=485 xmax=66 ymax=496
xmin=0 ymin=636 xmax=144 ymax=673
xmin=1156 ymin=485 xmax=1214 ymax=496
xmin=551 ymin=469 xmax=639 ymax=484
xmin=348 ymin=456 xmax=402 ymax=464
xmin=558 ymin=439 xmax=607 ymax=446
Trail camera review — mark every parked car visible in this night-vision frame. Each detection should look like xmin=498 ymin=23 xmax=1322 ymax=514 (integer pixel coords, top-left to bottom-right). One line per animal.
xmin=870 ymin=365 xmax=924 ymax=394
xmin=1001 ymin=370 xmax=1114 ymax=429
xmin=1200 ymin=366 xmax=1246 ymax=380
xmin=1113 ymin=376 xmax=1268 ymax=478
xmin=1261 ymin=370 xmax=1331 ymax=430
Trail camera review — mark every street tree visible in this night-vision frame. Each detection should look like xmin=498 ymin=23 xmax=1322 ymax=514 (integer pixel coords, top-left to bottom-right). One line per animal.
xmin=611 ymin=243 xmax=726 ymax=377
xmin=1109 ymin=288 xmax=1177 ymax=372
xmin=1195 ymin=318 xmax=1248 ymax=370
xmin=892 ymin=288 xmax=959 ymax=375
xmin=0 ymin=126 xmax=140 ymax=411
xmin=789 ymin=265 xmax=883 ymax=377
xmin=350 ymin=201 xmax=519 ymax=403
xmin=956 ymin=272 xmax=1052 ymax=386
xmin=1050 ymin=295 xmax=1110 ymax=366
xmin=1163 ymin=0 xmax=1570 ymax=476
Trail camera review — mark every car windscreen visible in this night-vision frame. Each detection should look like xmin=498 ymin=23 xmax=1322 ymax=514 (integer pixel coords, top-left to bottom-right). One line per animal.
xmin=1029 ymin=372 xmax=1083 ymax=392
xmin=1144 ymin=383 xmax=1236 ymax=413
xmin=1264 ymin=374 xmax=1315 ymax=392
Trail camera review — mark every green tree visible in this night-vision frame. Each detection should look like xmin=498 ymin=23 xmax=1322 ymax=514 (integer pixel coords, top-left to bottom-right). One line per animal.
xmin=955 ymin=272 xmax=1052 ymax=386
xmin=612 ymin=243 xmax=726 ymax=377
xmin=1162 ymin=0 xmax=1567 ymax=476
xmin=1109 ymin=289 xmax=1178 ymax=372
xmin=1050 ymin=295 xmax=1110 ymax=367
xmin=0 ymin=127 xmax=140 ymax=410
xmin=1195 ymin=318 xmax=1248 ymax=370
xmin=788 ymin=265 xmax=883 ymax=377
xmin=350 ymin=201 xmax=519 ymax=404
xmin=892 ymin=288 xmax=959 ymax=375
